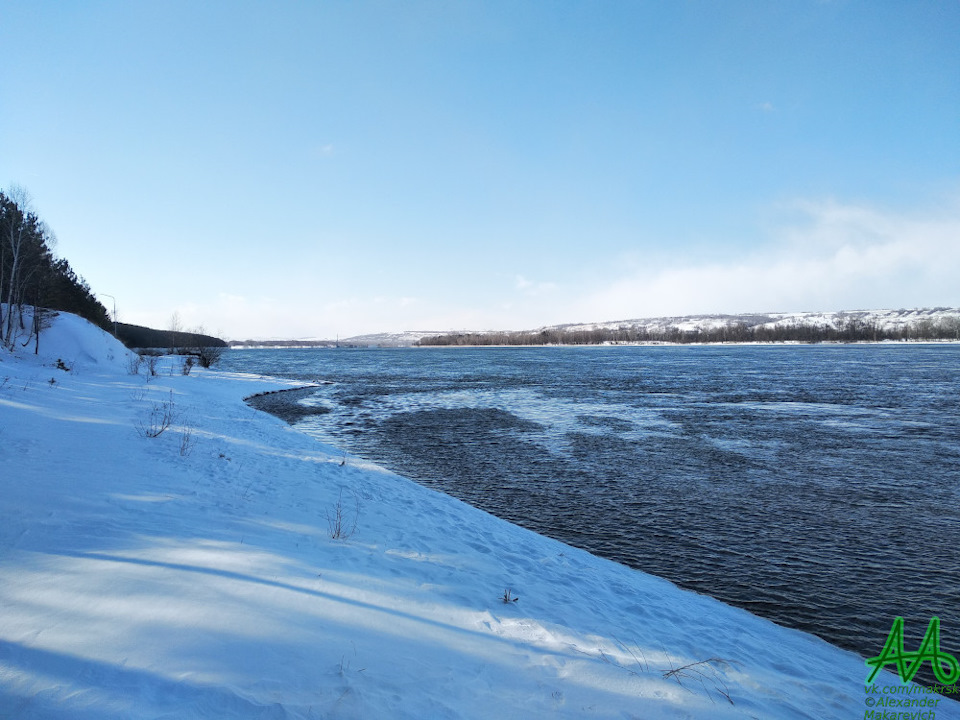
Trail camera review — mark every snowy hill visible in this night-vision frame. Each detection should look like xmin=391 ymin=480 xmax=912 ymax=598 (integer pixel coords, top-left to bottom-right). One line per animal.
xmin=416 ymin=307 xmax=960 ymax=346
xmin=341 ymin=330 xmax=457 ymax=347
xmin=552 ymin=306 xmax=960 ymax=334
xmin=229 ymin=308 xmax=960 ymax=347
xmin=0 ymin=307 xmax=136 ymax=371
xmin=2 ymin=312 xmax=958 ymax=718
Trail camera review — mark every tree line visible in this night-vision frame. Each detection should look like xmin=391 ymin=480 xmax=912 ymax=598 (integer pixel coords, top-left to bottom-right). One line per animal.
xmin=418 ymin=316 xmax=960 ymax=347
xmin=1 ymin=187 xmax=110 ymax=352
xmin=2 ymin=186 xmax=226 ymax=361
xmin=116 ymin=322 xmax=227 ymax=351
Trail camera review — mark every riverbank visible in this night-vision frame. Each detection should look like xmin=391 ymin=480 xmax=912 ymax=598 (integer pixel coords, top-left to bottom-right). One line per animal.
xmin=2 ymin=312 xmax=957 ymax=719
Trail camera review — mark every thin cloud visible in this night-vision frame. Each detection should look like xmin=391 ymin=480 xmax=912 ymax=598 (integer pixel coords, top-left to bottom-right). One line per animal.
xmin=576 ymin=195 xmax=960 ymax=321
xmin=514 ymin=274 xmax=557 ymax=297
xmin=119 ymin=197 xmax=960 ymax=338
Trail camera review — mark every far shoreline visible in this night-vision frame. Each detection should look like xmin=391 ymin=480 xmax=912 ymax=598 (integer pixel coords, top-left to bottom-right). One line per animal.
xmin=227 ymin=339 xmax=960 ymax=350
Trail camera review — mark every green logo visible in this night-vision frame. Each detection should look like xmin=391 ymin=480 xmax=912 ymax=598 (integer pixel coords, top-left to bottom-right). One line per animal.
xmin=865 ymin=617 xmax=960 ymax=685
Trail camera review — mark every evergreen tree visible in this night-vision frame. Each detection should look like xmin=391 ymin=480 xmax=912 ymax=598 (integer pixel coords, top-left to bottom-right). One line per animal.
xmin=1 ymin=188 xmax=110 ymax=351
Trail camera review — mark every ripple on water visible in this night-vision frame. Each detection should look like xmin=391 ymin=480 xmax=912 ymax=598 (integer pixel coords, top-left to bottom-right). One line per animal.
xmin=231 ymin=345 xmax=960 ymax=681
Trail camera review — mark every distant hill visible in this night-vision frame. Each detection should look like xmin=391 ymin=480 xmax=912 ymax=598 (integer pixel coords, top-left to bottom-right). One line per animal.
xmin=228 ymin=332 xmax=449 ymax=348
xmin=222 ymin=308 xmax=960 ymax=348
xmin=418 ymin=307 xmax=960 ymax=346
xmin=116 ymin=322 xmax=227 ymax=350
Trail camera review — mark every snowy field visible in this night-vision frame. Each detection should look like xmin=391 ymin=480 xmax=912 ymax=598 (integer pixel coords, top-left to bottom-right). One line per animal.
xmin=1 ymin=312 xmax=957 ymax=719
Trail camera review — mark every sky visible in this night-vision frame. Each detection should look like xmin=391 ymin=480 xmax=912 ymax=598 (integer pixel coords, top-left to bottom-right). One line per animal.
xmin=2 ymin=1 xmax=958 ymax=340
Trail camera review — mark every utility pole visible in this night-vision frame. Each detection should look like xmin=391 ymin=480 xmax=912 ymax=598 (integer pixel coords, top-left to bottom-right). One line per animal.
xmin=99 ymin=293 xmax=118 ymax=337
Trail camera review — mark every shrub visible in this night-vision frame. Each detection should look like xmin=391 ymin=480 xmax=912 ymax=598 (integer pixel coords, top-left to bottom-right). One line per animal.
xmin=327 ymin=488 xmax=359 ymax=540
xmin=140 ymin=353 xmax=159 ymax=377
xmin=179 ymin=422 xmax=196 ymax=456
xmin=136 ymin=391 xmax=177 ymax=438
xmin=196 ymin=345 xmax=224 ymax=368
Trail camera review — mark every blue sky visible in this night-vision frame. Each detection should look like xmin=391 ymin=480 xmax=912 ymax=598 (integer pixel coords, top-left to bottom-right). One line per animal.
xmin=2 ymin=1 xmax=958 ymax=339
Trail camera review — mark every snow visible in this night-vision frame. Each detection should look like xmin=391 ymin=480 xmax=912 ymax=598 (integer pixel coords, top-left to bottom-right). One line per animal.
xmin=554 ymin=307 xmax=960 ymax=335
xmin=2 ymin=311 xmax=958 ymax=719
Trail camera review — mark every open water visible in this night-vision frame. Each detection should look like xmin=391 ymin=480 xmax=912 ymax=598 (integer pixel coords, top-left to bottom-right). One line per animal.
xmin=222 ymin=344 xmax=960 ymax=664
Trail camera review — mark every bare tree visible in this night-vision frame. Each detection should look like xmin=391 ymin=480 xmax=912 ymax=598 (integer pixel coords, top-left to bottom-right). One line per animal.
xmin=1 ymin=186 xmax=45 ymax=350
xmin=1 ymin=186 xmax=110 ymax=353
xmin=29 ymin=305 xmax=55 ymax=354
xmin=168 ymin=311 xmax=183 ymax=353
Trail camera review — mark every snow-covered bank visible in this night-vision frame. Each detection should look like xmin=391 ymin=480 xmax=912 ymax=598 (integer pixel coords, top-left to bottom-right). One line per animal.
xmin=2 ymin=313 xmax=957 ymax=719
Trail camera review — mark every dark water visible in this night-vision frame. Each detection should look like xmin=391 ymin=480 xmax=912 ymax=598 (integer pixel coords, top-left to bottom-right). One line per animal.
xmin=223 ymin=345 xmax=960 ymax=665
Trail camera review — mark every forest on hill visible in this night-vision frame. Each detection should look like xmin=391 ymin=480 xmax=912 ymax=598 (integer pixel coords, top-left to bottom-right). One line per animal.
xmin=419 ymin=315 xmax=960 ymax=346
xmin=116 ymin=323 xmax=227 ymax=351
xmin=1 ymin=186 xmax=225 ymax=356
xmin=1 ymin=187 xmax=110 ymax=352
